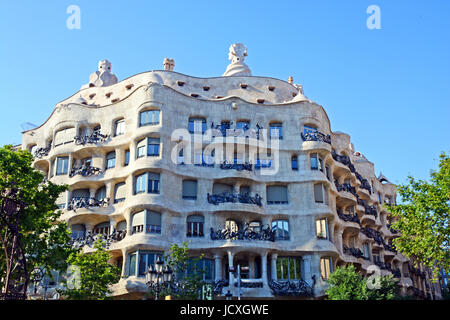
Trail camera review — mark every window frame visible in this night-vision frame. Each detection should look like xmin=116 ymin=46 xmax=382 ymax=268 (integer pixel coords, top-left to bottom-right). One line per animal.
xmin=139 ymin=110 xmax=160 ymax=127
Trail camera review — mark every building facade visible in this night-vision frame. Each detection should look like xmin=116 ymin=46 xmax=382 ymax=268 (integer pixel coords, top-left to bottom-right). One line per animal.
xmin=21 ymin=44 xmax=442 ymax=300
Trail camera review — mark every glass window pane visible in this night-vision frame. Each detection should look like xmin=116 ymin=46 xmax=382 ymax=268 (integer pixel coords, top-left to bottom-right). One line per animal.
xmin=129 ymin=253 xmax=136 ymax=276
xmin=310 ymin=153 xmax=318 ymax=170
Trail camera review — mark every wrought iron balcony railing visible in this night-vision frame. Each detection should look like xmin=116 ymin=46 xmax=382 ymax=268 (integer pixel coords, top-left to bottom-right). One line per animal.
xmin=357 ymin=199 xmax=378 ymax=218
xmin=69 ymin=164 xmax=103 ymax=178
xmin=331 ymin=150 xmax=356 ymax=172
xmin=343 ymin=245 xmax=364 ymax=259
xmin=207 ymin=192 xmax=263 ymax=207
xmin=301 ymin=131 xmax=332 ymax=145
xmin=210 ymin=223 xmax=276 ymax=242
xmin=374 ymin=260 xmax=392 ymax=271
xmin=355 ymin=172 xmax=372 ymax=194
xmin=33 ymin=145 xmax=51 ymax=159
xmin=268 ymin=279 xmax=314 ymax=297
xmin=234 ymin=280 xmax=263 ymax=288
xmin=69 ymin=229 xmax=126 ymax=249
xmin=383 ymin=242 xmax=397 ymax=253
xmin=337 ymin=211 xmax=361 ymax=225
xmin=67 ymin=197 xmax=110 ymax=211
xmin=360 ymin=227 xmax=384 ymax=245
xmin=74 ymin=130 xmax=108 ymax=146
xmin=334 ymin=180 xmax=358 ymax=198
xmin=219 ymin=160 xmax=253 ymax=172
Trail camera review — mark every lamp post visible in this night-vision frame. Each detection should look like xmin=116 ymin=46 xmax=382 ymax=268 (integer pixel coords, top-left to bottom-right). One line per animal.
xmin=145 ymin=256 xmax=173 ymax=300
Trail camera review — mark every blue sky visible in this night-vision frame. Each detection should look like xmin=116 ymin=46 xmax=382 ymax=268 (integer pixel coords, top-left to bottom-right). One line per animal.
xmin=0 ymin=0 xmax=449 ymax=185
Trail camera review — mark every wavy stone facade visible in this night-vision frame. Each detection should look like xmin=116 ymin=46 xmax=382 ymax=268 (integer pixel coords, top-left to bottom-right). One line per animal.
xmin=21 ymin=50 xmax=442 ymax=299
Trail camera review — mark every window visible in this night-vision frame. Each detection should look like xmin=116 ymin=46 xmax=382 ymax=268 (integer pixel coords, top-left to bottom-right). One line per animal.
xmin=139 ymin=110 xmax=160 ymax=127
xmin=71 ymin=189 xmax=90 ymax=201
xmin=325 ymin=165 xmax=331 ymax=181
xmin=349 ymin=235 xmax=357 ymax=248
xmin=126 ymin=251 xmax=163 ymax=277
xmin=105 ymin=151 xmax=116 ymax=169
xmin=272 ymin=220 xmax=290 ymax=240
xmin=54 ymin=127 xmax=75 ymax=147
xmin=239 ymin=185 xmax=250 ymax=195
xmin=314 ymin=183 xmax=329 ymax=205
xmin=95 ymin=186 xmax=106 ymax=201
xmin=146 ymin=211 xmax=161 ymax=234
xmin=148 ymin=172 xmax=160 ymax=194
xmin=124 ymin=149 xmax=130 ymax=166
xmin=115 ymin=119 xmax=125 ymax=136
xmin=132 ymin=211 xmax=145 ymax=234
xmin=147 ymin=138 xmax=160 ymax=156
xmin=320 ymin=257 xmax=333 ymax=280
xmin=226 ymin=220 xmax=239 ymax=233
xmin=182 ymin=180 xmax=197 ymax=200
xmin=267 ymin=185 xmax=288 ymax=204
xmin=304 ymin=125 xmax=317 ymax=135
xmin=114 ymin=182 xmax=126 ymax=203
xmin=236 ymin=120 xmax=250 ymax=131
xmin=249 ymin=221 xmax=261 ymax=233
xmin=373 ymin=254 xmax=381 ymax=264
xmin=363 ymin=243 xmax=371 ymax=259
xmin=70 ymin=224 xmax=86 ymax=239
xmin=56 ymin=157 xmax=69 ymax=175
xmin=93 ymin=222 xmax=110 ymax=235
xmin=276 ymin=257 xmax=302 ymax=280
xmin=291 ymin=156 xmax=299 ymax=171
xmin=316 ymin=218 xmax=329 ymax=239
xmin=212 ymin=183 xmax=233 ymax=195
xmin=378 ymin=192 xmax=382 ymax=203
xmin=187 ymin=215 xmax=204 ymax=237
xmin=134 ymin=172 xmax=160 ymax=194
xmin=178 ymin=258 xmax=214 ymax=281
xmin=310 ymin=153 xmax=323 ymax=172
xmin=269 ymin=123 xmax=283 ymax=139
xmin=188 ymin=117 xmax=206 ymax=134
xmin=136 ymin=139 xmax=146 ymax=158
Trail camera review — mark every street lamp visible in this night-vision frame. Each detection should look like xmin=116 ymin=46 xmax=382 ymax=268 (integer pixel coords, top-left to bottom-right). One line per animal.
xmin=145 ymin=256 xmax=173 ymax=300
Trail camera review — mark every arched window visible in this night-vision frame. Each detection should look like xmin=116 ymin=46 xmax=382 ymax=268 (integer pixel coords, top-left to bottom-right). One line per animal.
xmin=139 ymin=110 xmax=160 ymax=127
xmin=187 ymin=215 xmax=204 ymax=237
xmin=116 ymin=220 xmax=127 ymax=232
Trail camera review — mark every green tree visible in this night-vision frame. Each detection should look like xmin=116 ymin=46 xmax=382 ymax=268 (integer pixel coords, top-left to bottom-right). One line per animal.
xmin=326 ymin=264 xmax=399 ymax=300
xmin=0 ymin=145 xmax=74 ymax=295
xmin=388 ymin=152 xmax=449 ymax=280
xmin=149 ymin=241 xmax=205 ymax=300
xmin=62 ymin=239 xmax=120 ymax=300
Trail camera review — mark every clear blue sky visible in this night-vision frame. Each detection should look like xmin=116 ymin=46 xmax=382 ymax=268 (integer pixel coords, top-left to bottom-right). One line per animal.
xmin=0 ymin=0 xmax=449 ymax=185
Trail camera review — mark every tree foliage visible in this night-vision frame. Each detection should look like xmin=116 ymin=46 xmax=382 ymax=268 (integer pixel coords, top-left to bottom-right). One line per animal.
xmin=0 ymin=145 xmax=74 ymax=293
xmin=388 ymin=152 xmax=449 ymax=279
xmin=326 ymin=264 xmax=399 ymax=300
xmin=62 ymin=240 xmax=120 ymax=300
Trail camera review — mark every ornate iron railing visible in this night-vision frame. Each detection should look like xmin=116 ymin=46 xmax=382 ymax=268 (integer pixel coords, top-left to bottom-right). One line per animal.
xmin=69 ymin=165 xmax=102 ymax=178
xmin=268 ymin=279 xmax=313 ymax=297
xmin=74 ymin=130 xmax=108 ymax=146
xmin=334 ymin=180 xmax=358 ymax=198
xmin=301 ymin=131 xmax=332 ymax=145
xmin=360 ymin=227 xmax=384 ymax=245
xmin=357 ymin=199 xmax=378 ymax=218
xmin=207 ymin=192 xmax=263 ymax=207
xmin=343 ymin=245 xmax=364 ymax=259
xmin=234 ymin=280 xmax=263 ymax=288
xmin=331 ymin=150 xmax=355 ymax=172
xmin=212 ymin=280 xmax=229 ymax=295
xmin=383 ymin=242 xmax=397 ymax=253
xmin=69 ymin=229 xmax=126 ymax=249
xmin=210 ymin=223 xmax=275 ymax=242
xmin=387 ymin=224 xmax=398 ymax=234
xmin=219 ymin=161 xmax=253 ymax=172
xmin=337 ymin=211 xmax=361 ymax=225
xmin=67 ymin=197 xmax=110 ymax=211
xmin=33 ymin=145 xmax=51 ymax=158
xmin=374 ymin=261 xmax=392 ymax=271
